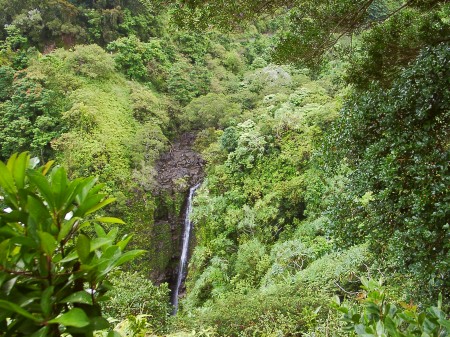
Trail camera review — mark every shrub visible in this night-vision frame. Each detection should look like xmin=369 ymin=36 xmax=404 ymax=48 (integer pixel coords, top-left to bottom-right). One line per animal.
xmin=167 ymin=61 xmax=211 ymax=105
xmin=323 ymin=43 xmax=450 ymax=294
xmin=182 ymin=93 xmax=242 ymax=130
xmin=0 ymin=66 xmax=14 ymax=100
xmin=0 ymin=152 xmax=145 ymax=336
xmin=336 ymin=278 xmax=450 ymax=336
xmin=102 ymin=272 xmax=171 ymax=333
xmin=65 ymin=45 xmax=115 ymax=79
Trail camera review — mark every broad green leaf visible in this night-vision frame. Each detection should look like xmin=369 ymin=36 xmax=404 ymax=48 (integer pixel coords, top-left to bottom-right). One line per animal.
xmin=333 ymin=295 xmax=341 ymax=306
xmin=91 ymin=246 xmax=121 ymax=277
xmin=106 ymin=226 xmax=119 ymax=242
xmin=428 ymin=306 xmax=445 ymax=320
xmin=113 ymin=250 xmax=146 ymax=267
xmin=76 ymin=234 xmax=90 ymax=263
xmin=418 ymin=312 xmax=426 ymax=326
xmin=11 ymin=152 xmax=28 ymax=189
xmin=59 ymin=250 xmax=78 ymax=263
xmin=398 ymin=311 xmax=417 ymax=324
xmin=27 ymin=195 xmax=51 ymax=232
xmin=86 ymin=182 xmax=105 ymax=196
xmin=422 ymin=317 xmax=437 ymax=333
xmin=10 ymin=236 xmax=37 ymax=248
xmin=384 ymin=316 xmax=398 ymax=336
xmin=73 ymin=193 xmax=105 ymax=217
xmin=41 ymin=160 xmax=54 ymax=176
xmin=0 ymin=161 xmax=17 ymax=198
xmin=30 ymin=326 xmax=50 ymax=337
xmin=94 ymin=217 xmax=125 ymax=224
xmin=101 ymin=245 xmax=121 ymax=260
xmin=387 ymin=303 xmax=397 ymax=317
xmin=355 ymin=323 xmax=368 ymax=335
xmin=2 ymin=276 xmax=18 ymax=296
xmin=0 ymin=223 xmax=20 ymax=237
xmin=85 ymin=198 xmax=116 ymax=215
xmin=360 ymin=276 xmax=369 ymax=289
xmin=27 ymin=171 xmax=55 ymax=210
xmin=57 ymin=217 xmax=80 ymax=242
xmin=38 ymin=231 xmax=57 ymax=256
xmin=365 ymin=302 xmax=381 ymax=315
xmin=117 ymin=235 xmax=132 ymax=251
xmin=351 ymin=313 xmax=361 ymax=323
xmin=50 ymin=167 xmax=68 ymax=209
xmin=94 ymin=223 xmax=106 ymax=237
xmin=60 ymin=291 xmax=93 ymax=305
xmin=376 ymin=320 xmax=384 ymax=335
xmin=74 ymin=177 xmax=97 ymax=204
xmin=0 ymin=299 xmax=38 ymax=321
xmin=6 ymin=152 xmax=18 ymax=171
xmin=48 ymin=308 xmax=90 ymax=327
xmin=0 ymin=239 xmax=10 ymax=264
xmin=90 ymin=237 xmax=112 ymax=252
xmin=90 ymin=316 xmax=110 ymax=330
xmin=78 ymin=221 xmax=90 ymax=230
xmin=38 ymin=254 xmax=50 ymax=277
xmin=438 ymin=317 xmax=450 ymax=330
xmin=40 ymin=286 xmax=54 ymax=316
xmin=59 ymin=178 xmax=83 ymax=213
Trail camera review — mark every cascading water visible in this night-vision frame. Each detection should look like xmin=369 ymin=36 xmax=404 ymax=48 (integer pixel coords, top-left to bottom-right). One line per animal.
xmin=171 ymin=183 xmax=201 ymax=314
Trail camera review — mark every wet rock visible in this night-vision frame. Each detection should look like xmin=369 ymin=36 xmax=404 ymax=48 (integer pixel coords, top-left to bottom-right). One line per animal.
xmin=154 ymin=132 xmax=205 ymax=194
xmin=150 ymin=132 xmax=205 ymax=291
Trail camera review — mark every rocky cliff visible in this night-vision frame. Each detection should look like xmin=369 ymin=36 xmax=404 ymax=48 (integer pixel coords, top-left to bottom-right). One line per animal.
xmin=148 ymin=133 xmax=205 ymax=290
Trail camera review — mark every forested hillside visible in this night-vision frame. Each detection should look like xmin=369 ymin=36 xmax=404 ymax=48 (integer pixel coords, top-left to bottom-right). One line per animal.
xmin=0 ymin=0 xmax=449 ymax=336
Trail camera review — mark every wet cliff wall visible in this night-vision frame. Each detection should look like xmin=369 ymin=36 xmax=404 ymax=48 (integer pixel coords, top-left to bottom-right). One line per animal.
xmin=147 ymin=133 xmax=204 ymax=287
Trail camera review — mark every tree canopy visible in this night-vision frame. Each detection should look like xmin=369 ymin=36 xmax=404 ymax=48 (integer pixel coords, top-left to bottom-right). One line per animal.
xmin=171 ymin=0 xmax=449 ymax=85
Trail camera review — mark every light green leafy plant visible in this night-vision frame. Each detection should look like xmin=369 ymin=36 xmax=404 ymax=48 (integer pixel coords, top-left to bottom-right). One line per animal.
xmin=0 ymin=152 xmax=145 ymax=336
xmin=335 ymin=278 xmax=450 ymax=337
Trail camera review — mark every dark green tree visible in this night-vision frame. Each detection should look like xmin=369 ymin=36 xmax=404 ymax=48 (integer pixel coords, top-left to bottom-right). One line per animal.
xmin=323 ymin=43 xmax=449 ymax=295
xmin=0 ymin=71 xmax=66 ymax=161
xmin=170 ymin=0 xmax=449 ymax=86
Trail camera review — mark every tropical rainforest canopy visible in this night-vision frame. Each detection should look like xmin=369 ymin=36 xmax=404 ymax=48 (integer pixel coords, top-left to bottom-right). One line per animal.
xmin=0 ymin=0 xmax=449 ymax=336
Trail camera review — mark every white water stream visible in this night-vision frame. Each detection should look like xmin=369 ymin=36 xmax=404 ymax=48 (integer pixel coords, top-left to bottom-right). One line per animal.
xmin=172 ymin=183 xmax=201 ymax=314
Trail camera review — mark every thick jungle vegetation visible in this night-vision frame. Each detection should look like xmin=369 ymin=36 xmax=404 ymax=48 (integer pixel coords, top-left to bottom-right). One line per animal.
xmin=0 ymin=0 xmax=449 ymax=336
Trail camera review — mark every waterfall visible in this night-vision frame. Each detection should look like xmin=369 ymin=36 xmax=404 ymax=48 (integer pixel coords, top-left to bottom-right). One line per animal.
xmin=172 ymin=183 xmax=201 ymax=314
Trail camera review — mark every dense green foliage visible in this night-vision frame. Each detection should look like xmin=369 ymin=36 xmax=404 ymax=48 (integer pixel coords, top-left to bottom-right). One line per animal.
xmin=103 ymin=272 xmax=170 ymax=333
xmin=0 ymin=153 xmax=145 ymax=336
xmin=324 ymin=44 xmax=450 ymax=295
xmin=0 ymin=0 xmax=162 ymax=47
xmin=0 ymin=65 xmax=67 ymax=160
xmin=172 ymin=1 xmax=449 ymax=86
xmin=0 ymin=0 xmax=449 ymax=336
xmin=336 ymin=278 xmax=450 ymax=336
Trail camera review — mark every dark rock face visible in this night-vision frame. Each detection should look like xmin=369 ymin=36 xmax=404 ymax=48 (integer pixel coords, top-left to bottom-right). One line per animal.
xmin=155 ymin=132 xmax=205 ymax=193
xmin=150 ymin=132 xmax=204 ymax=291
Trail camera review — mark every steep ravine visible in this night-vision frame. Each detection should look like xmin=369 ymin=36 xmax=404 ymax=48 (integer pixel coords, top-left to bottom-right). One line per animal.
xmin=150 ymin=132 xmax=205 ymax=298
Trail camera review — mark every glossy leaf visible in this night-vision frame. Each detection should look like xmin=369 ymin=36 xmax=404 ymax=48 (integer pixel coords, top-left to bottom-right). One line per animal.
xmin=95 ymin=217 xmax=126 ymax=224
xmin=11 ymin=152 xmax=28 ymax=190
xmin=48 ymin=308 xmax=90 ymax=327
xmin=37 ymin=231 xmax=57 ymax=256
xmin=85 ymin=197 xmax=116 ymax=215
xmin=76 ymin=234 xmax=91 ymax=263
xmin=60 ymin=291 xmax=93 ymax=305
xmin=0 ymin=161 xmax=17 ymax=197
xmin=40 ymin=286 xmax=54 ymax=317
xmin=0 ymin=300 xmax=38 ymax=321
